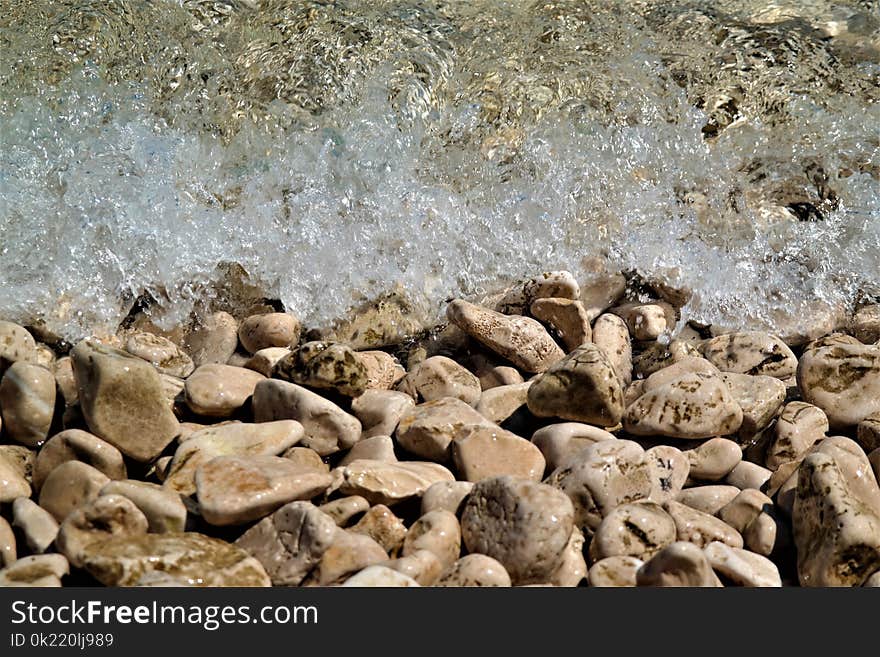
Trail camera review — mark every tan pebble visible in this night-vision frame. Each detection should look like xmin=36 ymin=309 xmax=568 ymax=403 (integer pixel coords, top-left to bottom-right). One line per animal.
xmin=724 ymin=460 xmax=772 ymax=491
xmin=0 ymin=554 xmax=69 ymax=587
xmin=0 ymin=445 xmax=34 ymax=484
xmin=851 ymin=304 xmax=880 ymax=343
xmin=52 ymin=357 xmax=78 ymax=406
xmin=0 ymin=362 xmax=56 ymax=447
xmin=0 ymin=517 xmax=15 ymax=567
xmin=703 ymin=541 xmax=781 ymax=587
xmin=0 ymin=453 xmax=31 ymax=503
xmin=452 ymin=425 xmax=545 ymax=482
xmin=475 ymin=382 xmax=531 ymax=424
xmin=641 ymin=356 xmax=720 ymax=390
xmin=530 ymin=422 xmax=617 ymax=471
xmin=38 ymin=461 xmax=110 ymax=522
xmin=798 ymin=342 xmax=880 ymax=428
xmin=592 ymin=313 xmax=632 ymax=385
xmin=592 ymin=502 xmax=676 ymax=561
xmin=31 ymin=344 xmax=56 ymax=369
xmin=588 ymin=555 xmax=643 ymax=587
xmin=421 ymin=481 xmax=474 ymax=516
xmin=12 ymin=498 xmax=58 ymax=554
xmin=350 ymin=505 xmax=407 ymax=554
xmin=336 ymin=460 xmax=454 ymax=506
xmin=632 ymin=340 xmax=700 ymax=378
xmin=397 ymin=355 xmax=481 ymax=405
xmin=395 ymin=397 xmax=491 ymax=462
xmin=742 ymin=510 xmax=782 ymax=557
xmin=613 ymin=302 xmax=674 ymax=341
xmin=664 ymin=500 xmax=743 ymax=548
xmin=184 ymin=364 xmax=265 ymax=418
xmin=339 ymin=435 xmax=397 ymax=466
xmin=100 ymin=480 xmax=187 ymax=533
xmin=685 ymin=438 xmax=742 ymax=481
xmin=477 ymin=365 xmax=524 ymax=391
xmin=403 ymin=510 xmax=461 ymax=568
xmin=283 ymin=446 xmax=330 ymax=473
xmin=384 ymin=549 xmax=444 ymax=586
xmin=238 ymin=313 xmax=301 ymax=354
xmin=318 ymin=497 xmax=370 ymax=527
xmin=244 ymin=347 xmax=290 ymax=377
xmin=341 ymin=565 xmax=420 ymax=587
xmin=547 ymin=526 xmax=588 ymax=587
xmin=306 ymin=530 xmax=388 ymax=586
xmin=33 ymin=429 xmax=126 ymax=491
xmin=0 ymin=321 xmax=36 ymax=371
xmin=857 ymin=414 xmax=880 ymax=453
xmin=718 ymin=489 xmax=774 ymax=533
xmin=56 ymin=494 xmax=148 ymax=568
xmin=436 ymin=554 xmax=512 ymax=587
xmin=351 ymin=389 xmax=415 ymax=440
xmin=495 ymin=271 xmax=580 ymax=316
xmin=765 ymin=402 xmax=828 ymax=470
xmin=701 ymin=331 xmax=797 ymax=378
xmin=183 ymin=312 xmax=239 ymax=367
xmin=720 ymin=372 xmax=786 ymax=439
xmin=274 ymin=342 xmax=369 ymax=397
xmin=636 ymin=542 xmax=721 ymax=587
xmin=530 ymin=298 xmax=592 ymax=351
xmin=811 ymin=436 xmax=880 ymax=512
xmin=357 ymin=351 xmax=406 ymax=390
xmin=578 ymin=269 xmax=626 ymax=321
xmin=124 ymin=332 xmax=194 ymax=377
xmin=646 ymin=445 xmax=689 ymax=503
xmin=226 ymin=351 xmax=251 ymax=367
xmin=676 ymin=485 xmax=742 ymax=515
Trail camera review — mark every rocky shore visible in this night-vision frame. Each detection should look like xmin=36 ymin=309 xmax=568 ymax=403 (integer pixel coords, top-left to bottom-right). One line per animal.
xmin=1 ymin=269 xmax=880 ymax=587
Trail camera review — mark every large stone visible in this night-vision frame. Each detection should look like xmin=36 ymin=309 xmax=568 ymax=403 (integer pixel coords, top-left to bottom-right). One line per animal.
xmin=56 ymin=494 xmax=149 ymax=568
xmin=336 ymin=460 xmax=455 ymax=506
xmin=238 ymin=313 xmax=301 ymax=354
xmin=71 ymin=340 xmax=179 ymax=462
xmin=452 ymin=425 xmax=545 ymax=482
xmin=765 ymin=402 xmax=828 ymax=470
xmin=38 ymin=461 xmax=110 ymax=522
xmin=798 ymin=342 xmax=880 ymax=428
xmin=274 ymin=342 xmax=369 ymax=397
xmin=100 ymin=480 xmax=187 ymax=533
xmin=351 ymin=389 xmax=415 ymax=440
xmin=33 ymin=429 xmax=126 ymax=491
xmin=0 ymin=362 xmax=56 ymax=446
xmin=124 ymin=332 xmax=194 ymax=378
xmin=184 ymin=364 xmax=265 ymax=418
xmin=395 ymin=397 xmax=492 ymax=462
xmin=253 ymin=379 xmax=361 ymax=456
xmin=397 ymin=356 xmax=481 ymax=406
xmin=701 ymin=331 xmax=797 ymax=379
xmin=526 ymin=343 xmax=624 ymax=426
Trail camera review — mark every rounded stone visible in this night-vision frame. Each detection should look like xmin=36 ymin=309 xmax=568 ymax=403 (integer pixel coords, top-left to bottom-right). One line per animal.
xmin=588 ymin=555 xmax=643 ymax=587
xmin=56 ymin=494 xmax=149 ymax=568
xmin=124 ymin=332 xmax=194 ymax=377
xmin=238 ymin=313 xmax=301 ymax=354
xmin=397 ymin=355 xmax=481 ymax=405
xmin=38 ymin=461 xmax=111 ymax=523
xmin=0 ymin=362 xmax=56 ymax=446
xmin=403 ymin=510 xmax=461 ymax=568
xmin=592 ymin=502 xmax=676 ymax=561
xmin=636 ymin=542 xmax=721 ymax=587
xmin=275 ymin=341 xmax=369 ymax=397
xmin=184 ymin=364 xmax=265 ymax=418
xmin=33 ymin=429 xmax=126 ymax=491
xmin=436 ymin=554 xmax=512 ymax=587
xmin=685 ymin=438 xmax=742 ymax=481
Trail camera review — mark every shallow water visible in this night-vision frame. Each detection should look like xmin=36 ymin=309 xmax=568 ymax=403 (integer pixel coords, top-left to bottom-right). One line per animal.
xmin=1 ymin=0 xmax=878 ymax=340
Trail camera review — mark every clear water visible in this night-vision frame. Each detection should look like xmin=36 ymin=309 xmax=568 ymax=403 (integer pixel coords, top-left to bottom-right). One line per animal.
xmin=1 ymin=0 xmax=878 ymax=341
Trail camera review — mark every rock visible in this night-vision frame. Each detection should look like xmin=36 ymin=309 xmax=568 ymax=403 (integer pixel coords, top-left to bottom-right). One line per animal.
xmin=530 ymin=298 xmax=591 ymax=351
xmin=793 ymin=452 xmax=880 ymax=586
xmin=743 ymin=510 xmax=782 ymax=557
xmin=588 ymin=556 xmax=643 ymax=587
xmin=403 ymin=510 xmax=461 ymax=568
xmin=0 ymin=321 xmax=35 ymax=372
xmin=56 ymin=494 xmax=149 ymax=568
xmin=718 ymin=489 xmax=774 ymax=533
xmin=857 ymin=414 xmax=880 ymax=453
xmin=460 ymin=476 xmax=574 ymax=585
xmin=351 ymin=389 xmax=415 ymax=440
xmin=196 ymin=455 xmax=332 ymax=526
xmin=871 ymin=447 xmax=880 ymax=483
xmin=613 ymin=302 xmax=674 ymax=341
xmin=719 ymin=372 xmax=786 ymax=439
xmin=100 ymin=480 xmax=187 ymax=533
xmin=685 ymin=438 xmax=742 ymax=481
xmin=32 ymin=344 xmax=54 ymax=369
xmin=663 ymin=500 xmax=744 ymax=548
xmin=184 ymin=311 xmax=239 ymax=367
xmin=283 ymin=446 xmax=329 ymax=473
xmin=358 ymin=351 xmax=406 ymax=390
xmin=164 ymin=420 xmax=303 ymax=495
xmin=632 ymin=340 xmax=700 ymax=378
xmin=701 ymin=331 xmax=797 ymax=378
xmin=123 ymin=332 xmax=194 ymax=377
xmin=623 ymin=373 xmax=743 ymax=440
xmin=545 ymin=439 xmax=652 ymax=530
xmin=350 ymin=505 xmax=407 ymax=554
xmin=591 ymin=313 xmax=632 ymax=385
xmin=306 ymin=530 xmax=388 ymax=586
xmin=798 ymin=342 xmax=880 ymax=428
xmin=703 ymin=542 xmax=782 ymax=587
xmin=384 ymin=550 xmax=444 ymax=586
xmin=526 ymin=343 xmax=624 ymax=426
xmin=395 ymin=397 xmax=491 ymax=462
xmin=253 ymin=379 xmax=361 ymax=456
xmin=812 ymin=436 xmax=880 ymax=512
xmin=636 ymin=542 xmax=721 ymax=587
xmin=547 ymin=526 xmax=588 ymax=587
xmin=342 ymin=565 xmax=420 ymax=587
xmin=12 ymin=498 xmax=58 ymax=554
xmin=38 ymin=461 xmax=111 ymax=522
xmin=475 ymin=382 xmax=531 ymax=424
xmin=275 ymin=342 xmax=369 ymax=397
xmin=0 ymin=517 xmax=15 ymax=567
xmin=0 ymin=453 xmax=31 ymax=503
xmin=0 ymin=445 xmax=34 ymax=485
xmin=52 ymin=357 xmax=78 ymax=406
xmin=645 ymin=445 xmax=689 ymax=503
xmin=244 ymin=347 xmax=290 ymax=377
xmin=339 ymin=436 xmax=397 ymax=466
xmin=724 ymin=461 xmax=772 ymax=491
xmin=235 ymin=501 xmax=336 ymax=585
xmin=184 ymin=364 xmax=265 ymax=418
xmin=851 ymin=304 xmax=880 ymax=343
xmin=452 ymin=425 xmax=545 ymax=482
xmin=71 ymin=340 xmax=179 ymax=462
xmin=592 ymin=502 xmax=676 ymax=561
xmin=238 ymin=313 xmax=301 ymax=354
xmin=578 ymin=269 xmax=626 ymax=321
xmin=477 ymin=365 xmax=524 ymax=390
xmin=33 ymin=429 xmax=126 ymax=491
xmin=676 ymin=486 xmax=742 ymax=515
xmin=436 ymin=554 xmax=512 ymax=587
xmin=319 ymin=287 xmax=429 ymax=350
xmin=765 ymin=402 xmax=828 ymax=470
xmin=495 ymin=271 xmax=580 ymax=316
xmin=397 ymin=356 xmax=481 ymax=405
xmin=336 ymin=460 xmax=454 ymax=506
xmin=0 ymin=554 xmax=68 ymax=587
xmin=446 ymin=299 xmax=565 ymax=373
xmin=530 ymin=423 xmax=617 ymax=471
xmin=421 ymin=481 xmax=474 ymax=516
xmin=83 ymin=532 xmax=270 ymax=586
xmin=0 ymin=362 xmax=56 ymax=446
xmin=641 ymin=356 xmax=720 ymax=390
xmin=319 ymin=497 xmax=370 ymax=527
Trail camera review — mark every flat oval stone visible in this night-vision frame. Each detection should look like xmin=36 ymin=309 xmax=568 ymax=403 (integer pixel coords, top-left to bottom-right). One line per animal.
xmin=337 ymin=460 xmax=455 ymax=506
xmin=530 ymin=298 xmax=591 ymax=352
xmin=421 ymin=481 xmax=474 ymax=516
xmin=395 ymin=397 xmax=492 ymax=462
xmin=636 ymin=542 xmax=721 ymax=587
xmin=100 ymin=480 xmax=187 ymax=533
xmin=342 ymin=565 xmax=420 ymax=587
xmin=253 ymin=379 xmax=361 ymax=456
xmin=39 ymin=461 xmax=111 ymax=522
xmin=83 ymin=532 xmax=271 ymax=586
xmin=475 ymin=382 xmax=531 ymax=424
xmin=238 ymin=313 xmax=301 ymax=354
xmin=383 ymin=549 xmax=444 ymax=586
xmin=403 ymin=510 xmax=461 ymax=568
xmin=461 ymin=476 xmax=574 ymax=585
xmin=339 ymin=435 xmax=397 ymax=467
xmin=724 ymin=461 xmax=772 ymax=491
xmin=645 ymin=445 xmax=689 ymax=503
xmin=446 ymin=299 xmax=565 ymax=373
xmin=184 ymin=311 xmax=239 ymax=367
xmin=703 ymin=541 xmax=782 ymax=587
xmin=0 ymin=321 xmax=36 ymax=371
xmin=33 ymin=429 xmax=126 ymax=491
xmin=701 ymin=331 xmax=797 ymax=378
xmin=798 ymin=342 xmax=880 ymax=428
xmin=184 ymin=364 xmax=265 ymax=417
xmin=676 ymin=486 xmax=742 ymax=515
xmin=124 ymin=332 xmax=194 ymax=378
xmin=452 ymin=425 xmax=545 ymax=482
xmin=592 ymin=502 xmax=676 ymax=561
xmin=477 ymin=365 xmax=524 ymax=391
xmin=397 ymin=356 xmax=481 ymax=405
xmin=526 ymin=343 xmax=624 ymax=426
xmin=436 ymin=554 xmax=512 ymax=587
xmin=0 ymin=362 xmax=56 ymax=447
xmin=56 ymin=494 xmax=149 ymax=568
xmin=663 ymin=500 xmax=743 ymax=548
xmin=350 ymin=505 xmax=407 ymax=554
xmin=592 ymin=313 xmax=632 ymax=385
xmin=530 ymin=422 xmax=617 ymax=471
xmin=588 ymin=555 xmax=643 ymax=587
xmin=12 ymin=498 xmax=59 ymax=554
xmin=352 ymin=389 xmax=415 ymax=440
xmin=0 ymin=452 xmax=31 ymax=503
xmin=685 ymin=438 xmax=742 ymax=481
xmin=275 ymin=342 xmax=369 ymax=397
xmin=0 ymin=554 xmax=69 ymax=588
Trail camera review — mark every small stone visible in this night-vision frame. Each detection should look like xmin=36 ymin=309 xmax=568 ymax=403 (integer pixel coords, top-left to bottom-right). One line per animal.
xmin=196 ymin=455 xmax=331 ymax=526
xmin=663 ymin=500 xmax=744 ymax=548
xmin=798 ymin=342 xmax=880 ymax=428
xmin=0 ymin=321 xmax=36 ymax=372
xmin=238 ymin=313 xmax=301 ymax=354
xmin=0 ymin=554 xmax=68 ymax=587
xmin=0 ymin=445 xmax=34 ymax=485
xmin=319 ymin=497 xmax=370 ymax=527
xmin=547 ymin=526 xmax=588 ymax=587
xmin=0 ymin=517 xmax=15 ymax=567
xmin=33 ymin=429 xmax=126 ymax=491
xmin=724 ymin=461 xmax=772 ymax=491
xmin=244 ymin=347 xmax=290 ymax=377
xmin=588 ymin=556 xmax=643 ymax=587
xmin=477 ymin=365 xmax=524 ymax=390
xmin=475 ymin=382 xmax=531 ymax=424
xmin=857 ymin=414 xmax=880 ymax=453
xmin=641 ymin=356 xmax=720 ymax=390
xmin=592 ymin=313 xmax=632 ymax=385
xmin=275 ymin=342 xmax=369 ymax=397
xmin=184 ymin=311 xmax=239 ymax=367
xmin=124 ymin=332 xmax=194 ymax=377
xmin=719 ymin=372 xmax=786 ymax=439
xmin=283 ymin=446 xmax=330 ymax=473
xmin=184 ymin=364 xmax=265 ymax=418
xmin=461 ymin=476 xmax=574 ymax=585
xmin=39 ymin=461 xmax=110 ymax=522
xmin=342 ymin=565 xmax=420 ymax=587
xmin=0 ymin=362 xmax=56 ymax=447
xmin=613 ymin=302 xmax=674 ymax=341
xmin=397 ymin=356 xmax=481 ymax=405
xmin=395 ymin=397 xmax=492 ymax=462
xmin=350 ymin=505 xmax=407 ymax=554
xmin=384 ymin=549 xmax=444 ymax=586
xmin=530 ymin=423 xmax=617 ymax=471
xmin=339 ymin=436 xmax=397 ymax=466
xmin=526 ymin=343 xmax=624 ymax=426
xmin=32 ymin=344 xmax=56 ymax=369
xmin=743 ymin=511 xmax=782 ymax=557
xmin=452 ymin=425 xmax=546 ymax=482
xmin=676 ymin=486 xmax=742 ymax=515
xmin=0 ymin=453 xmax=31 ymax=503
xmin=851 ymin=304 xmax=880 ymax=343
xmin=12 ymin=498 xmax=59 ymax=554
xmin=71 ymin=340 xmax=179 ymax=462
xmin=403 ymin=510 xmax=461 ymax=568
xmin=765 ymin=402 xmax=828 ymax=470
xmin=436 ymin=554 xmax=512 ymax=587
xmin=52 ymin=357 xmax=78 ymax=406
xmin=632 ymin=340 xmax=700 ymax=378
xmin=306 ymin=530 xmax=388 ymax=586
xmin=336 ymin=460 xmax=455 ymax=506
xmin=646 ymin=445 xmax=689 ymax=503
xmin=446 ymin=299 xmax=565 ymax=373
xmin=83 ymin=532 xmax=270 ymax=586
xmin=636 ymin=542 xmax=721 ymax=587
xmin=164 ymin=420 xmax=303 ymax=495
xmin=685 ymin=438 xmax=742 ymax=481
xmin=56 ymin=494 xmax=149 ymax=568
xmin=701 ymin=331 xmax=797 ymax=379
xmin=703 ymin=541 xmax=782 ymax=587
xmin=718 ymin=489 xmax=774 ymax=534
xmin=100 ymin=480 xmax=187 ymax=533
xmin=592 ymin=502 xmax=676 ymax=561
xmin=530 ymin=298 xmax=591 ymax=351
xmin=358 ymin=351 xmax=406 ymax=390
xmin=812 ymin=436 xmax=880 ymax=512
xmin=421 ymin=481 xmax=474 ymax=516
xmin=351 ymin=389 xmax=415 ymax=440
xmin=253 ymin=379 xmax=361 ymax=456
xmin=495 ymin=271 xmax=580 ymax=316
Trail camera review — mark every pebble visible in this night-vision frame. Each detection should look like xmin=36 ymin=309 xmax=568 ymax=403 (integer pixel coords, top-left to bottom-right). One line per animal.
xmin=703 ymin=541 xmax=782 ymax=587
xmin=676 ymin=486 xmax=742 ymax=515
xmin=592 ymin=502 xmax=676 ymax=561
xmin=613 ymin=302 xmax=674 ymax=341
xmin=403 ymin=510 xmax=461 ymax=568
xmin=52 ymin=357 xmax=78 ymax=406
xmin=339 ymin=435 xmax=397 ymax=466
xmin=71 ymin=340 xmax=179 ymax=462
xmin=588 ymin=555 xmax=643 ymax=587
xmin=460 ymin=476 xmax=574 ymax=585
xmin=184 ymin=364 xmax=265 ymax=417
xmin=56 ymin=494 xmax=149 ymax=568
xmin=350 ymin=505 xmax=407 ymax=554
xmin=124 ymin=331 xmax=194 ymax=377
xmin=342 ymin=565 xmax=420 ymax=587
xmin=526 ymin=343 xmax=624 ymax=426
xmin=851 ymin=304 xmax=880 ymax=343
xmin=0 ymin=320 xmax=36 ymax=371
xmin=477 ymin=364 xmax=524 ymax=390
xmin=632 ymin=340 xmax=700 ymax=378
xmin=446 ymin=299 xmax=565 ymax=373
xmin=397 ymin=355 xmax=481 ymax=405
xmin=358 ymin=351 xmax=406 ymax=390
xmin=701 ymin=331 xmax=797 ymax=379
xmin=547 ymin=526 xmax=588 ymax=587
xmin=305 ymin=530 xmax=388 ymax=586
xmin=283 ymin=446 xmax=330 ymax=472
xmin=100 ymin=480 xmax=187 ymax=533
xmin=336 ymin=459 xmax=455 ymax=506
xmin=636 ymin=542 xmax=722 ymax=587
xmin=33 ymin=429 xmax=126 ymax=491
xmin=812 ymin=436 xmax=880 ymax=512
xmin=641 ymin=356 xmax=720 ymax=389
xmin=663 ymin=499 xmax=744 ymax=548
xmin=591 ymin=313 xmax=632 ymax=385
xmin=12 ymin=498 xmax=58 ymax=554
xmin=238 ymin=312 xmax=301 ymax=354
xmin=530 ymin=298 xmax=591 ymax=351
xmin=798 ymin=342 xmax=880 ymax=428
xmin=475 ymin=382 xmax=531 ymax=424
xmin=351 ymin=389 xmax=415 ymax=440
xmin=0 ymin=452 xmax=31 ymax=503
xmin=244 ymin=347 xmax=290 ymax=377
xmin=645 ymin=445 xmax=689 ymax=503
xmin=421 ymin=481 xmax=474 ymax=516
xmin=395 ymin=397 xmax=491 ymax=462
xmin=530 ymin=422 xmax=617 ymax=471
xmin=253 ymin=379 xmax=361 ymax=456
xmin=717 ymin=489 xmax=774 ymax=534
xmin=495 ymin=271 xmax=580 ymax=316
xmin=0 ymin=554 xmax=69 ymax=587
xmin=719 ymin=372 xmax=786 ymax=439
xmin=0 ymin=517 xmax=15 ymax=567
xmin=724 ymin=460 xmax=772 ymax=491
xmin=765 ymin=402 xmax=828 ymax=470
xmin=384 ymin=549 xmax=444 ymax=586
xmin=38 ymin=461 xmax=111 ymax=522
xmin=685 ymin=438 xmax=742 ymax=481
xmin=0 ymin=362 xmax=56 ymax=446
xmin=275 ymin=341 xmax=369 ymax=397
xmin=578 ymin=268 xmax=626 ymax=320
xmin=452 ymin=425 xmax=546 ymax=482
xmin=436 ymin=554 xmax=512 ymax=587
xmin=857 ymin=414 xmax=880 ymax=453
xmin=319 ymin=497 xmax=370 ymax=527
xmin=184 ymin=311 xmax=239 ymax=367
xmin=0 ymin=445 xmax=34 ymax=484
